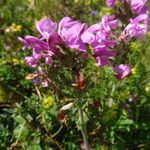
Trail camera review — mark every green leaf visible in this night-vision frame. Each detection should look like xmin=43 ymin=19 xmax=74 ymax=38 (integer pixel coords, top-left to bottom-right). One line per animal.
xmin=27 ymin=145 xmax=42 ymax=150
xmin=14 ymin=123 xmax=29 ymax=141
xmin=14 ymin=115 xmax=25 ymax=124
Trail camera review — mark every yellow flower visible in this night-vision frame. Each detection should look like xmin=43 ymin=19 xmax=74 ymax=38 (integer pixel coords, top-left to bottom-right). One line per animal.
xmin=12 ymin=58 xmax=20 ymax=65
xmin=42 ymin=95 xmax=54 ymax=109
xmin=5 ymin=23 xmax=22 ymax=33
xmin=15 ymin=25 xmax=22 ymax=32
xmin=131 ymin=67 xmax=136 ymax=75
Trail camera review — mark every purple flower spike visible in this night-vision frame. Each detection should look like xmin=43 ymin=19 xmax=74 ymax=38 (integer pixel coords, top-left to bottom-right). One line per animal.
xmin=36 ymin=18 xmax=57 ymax=39
xmin=19 ymin=35 xmax=48 ymax=53
xmin=94 ymin=49 xmax=116 ymax=66
xmin=106 ymin=0 xmax=115 ymax=7
xmin=113 ymin=64 xmax=131 ymax=79
xmin=58 ymin=17 xmax=87 ymax=52
xmin=122 ymin=14 xmax=149 ymax=39
xmin=101 ymin=15 xmax=118 ymax=33
xmin=18 ymin=37 xmax=30 ymax=50
xmin=48 ymin=31 xmax=63 ymax=55
xmin=25 ymin=56 xmax=40 ymax=67
xmin=81 ymin=15 xmax=117 ymax=49
xmin=131 ymin=0 xmax=147 ymax=14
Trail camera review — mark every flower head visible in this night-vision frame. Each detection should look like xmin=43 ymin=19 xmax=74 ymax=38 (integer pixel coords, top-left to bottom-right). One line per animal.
xmin=81 ymin=15 xmax=117 ymax=66
xmin=18 ymin=35 xmax=48 ymax=52
xmin=5 ymin=23 xmax=22 ymax=33
xmin=94 ymin=48 xmax=116 ymax=66
xmin=81 ymin=15 xmax=117 ymax=48
xmin=106 ymin=0 xmax=126 ymax=8
xmin=106 ymin=0 xmax=115 ymax=8
xmin=113 ymin=64 xmax=131 ymax=79
xmin=19 ymin=35 xmax=53 ymax=67
xmin=122 ymin=14 xmax=149 ymax=40
xmin=36 ymin=18 xmax=57 ymax=39
xmin=58 ymin=17 xmax=87 ymax=52
xmin=42 ymin=95 xmax=54 ymax=109
xmin=131 ymin=0 xmax=148 ymax=14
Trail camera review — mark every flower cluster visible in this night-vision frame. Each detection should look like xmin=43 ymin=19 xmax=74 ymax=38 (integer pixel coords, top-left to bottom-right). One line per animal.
xmin=19 ymin=0 xmax=149 ymax=80
xmin=106 ymin=0 xmax=148 ymax=14
xmin=5 ymin=23 xmax=22 ymax=33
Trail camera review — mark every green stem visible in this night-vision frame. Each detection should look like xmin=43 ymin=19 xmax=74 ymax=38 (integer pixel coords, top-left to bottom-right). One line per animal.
xmin=51 ymin=125 xmax=63 ymax=138
xmin=79 ymin=108 xmax=90 ymax=150
xmin=35 ymin=85 xmax=42 ymax=100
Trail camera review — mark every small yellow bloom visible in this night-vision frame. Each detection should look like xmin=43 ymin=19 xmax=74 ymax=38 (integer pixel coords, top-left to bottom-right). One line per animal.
xmin=131 ymin=67 xmax=136 ymax=75
xmin=5 ymin=23 xmax=22 ymax=33
xmin=12 ymin=58 xmax=20 ymax=65
xmin=42 ymin=95 xmax=54 ymax=109
xmin=15 ymin=25 xmax=22 ymax=32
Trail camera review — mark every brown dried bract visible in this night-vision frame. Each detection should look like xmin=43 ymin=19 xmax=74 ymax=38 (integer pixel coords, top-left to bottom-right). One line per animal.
xmin=25 ymin=73 xmax=38 ymax=80
xmin=72 ymin=72 xmax=86 ymax=90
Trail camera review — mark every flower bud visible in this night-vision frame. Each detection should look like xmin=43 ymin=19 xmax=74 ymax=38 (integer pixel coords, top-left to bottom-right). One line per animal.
xmin=113 ymin=64 xmax=131 ymax=79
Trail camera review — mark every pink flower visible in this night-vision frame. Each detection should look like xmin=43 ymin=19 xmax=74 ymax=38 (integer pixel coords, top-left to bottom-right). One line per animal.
xmin=81 ymin=16 xmax=117 ymax=49
xmin=18 ymin=35 xmax=48 ymax=52
xmin=106 ymin=0 xmax=126 ymax=8
xmin=36 ymin=18 xmax=57 ymax=39
xmin=25 ymin=56 xmax=39 ymax=67
xmin=106 ymin=0 xmax=115 ymax=8
xmin=36 ymin=18 xmax=63 ymax=55
xmin=94 ymin=48 xmax=116 ymax=66
xmin=48 ymin=31 xmax=63 ymax=55
xmin=122 ymin=14 xmax=149 ymax=39
xmin=19 ymin=35 xmax=53 ymax=67
xmin=113 ymin=64 xmax=131 ymax=79
xmin=131 ymin=0 xmax=148 ymax=14
xmin=81 ymin=15 xmax=117 ymax=66
xmin=101 ymin=15 xmax=118 ymax=33
xmin=58 ymin=17 xmax=87 ymax=52
xmin=106 ymin=0 xmax=148 ymax=15
xmin=25 ymin=50 xmax=52 ymax=67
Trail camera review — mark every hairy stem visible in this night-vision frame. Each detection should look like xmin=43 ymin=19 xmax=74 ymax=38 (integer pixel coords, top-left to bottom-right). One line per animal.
xmin=79 ymin=108 xmax=90 ymax=150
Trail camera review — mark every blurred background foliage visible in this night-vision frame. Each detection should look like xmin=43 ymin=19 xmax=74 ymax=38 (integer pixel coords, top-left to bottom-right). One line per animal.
xmin=0 ymin=0 xmax=150 ymax=149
